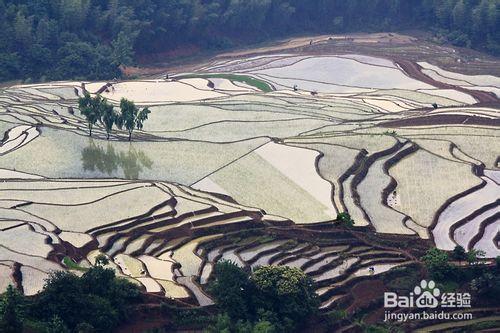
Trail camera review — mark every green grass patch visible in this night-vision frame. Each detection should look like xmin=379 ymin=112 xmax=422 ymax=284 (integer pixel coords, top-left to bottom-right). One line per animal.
xmin=177 ymin=73 xmax=273 ymax=92
xmin=63 ymin=256 xmax=87 ymax=272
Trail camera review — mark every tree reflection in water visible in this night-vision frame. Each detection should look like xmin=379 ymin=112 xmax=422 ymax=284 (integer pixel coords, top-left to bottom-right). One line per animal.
xmin=81 ymin=140 xmax=153 ymax=179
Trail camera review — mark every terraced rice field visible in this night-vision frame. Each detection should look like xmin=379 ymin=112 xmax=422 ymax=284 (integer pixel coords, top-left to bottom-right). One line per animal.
xmin=0 ymin=49 xmax=498 ymax=313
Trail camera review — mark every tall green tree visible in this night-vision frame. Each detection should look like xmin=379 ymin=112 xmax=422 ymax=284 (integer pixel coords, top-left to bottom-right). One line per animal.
xmin=0 ymin=285 xmax=24 ymax=333
xmin=209 ymin=260 xmax=253 ymax=320
xmin=466 ymin=248 xmax=486 ymax=265
xmin=209 ymin=262 xmax=318 ymax=332
xmin=13 ymin=11 xmax=33 ymax=49
xmin=59 ymin=0 xmax=91 ymax=31
xmin=0 ymin=53 xmax=20 ymax=81
xmin=78 ymin=93 xmax=102 ymax=137
xmin=46 ymin=315 xmax=70 ymax=333
xmin=452 ymin=0 xmax=467 ymax=28
xmin=452 ymin=245 xmax=466 ymax=262
xmin=251 ymin=266 xmax=319 ymax=331
xmin=32 ymin=267 xmax=140 ymax=331
xmin=421 ymin=247 xmax=451 ymax=281
xmin=111 ymin=31 xmax=135 ymax=66
xmin=116 ymin=98 xmax=150 ymax=141
xmin=100 ymin=98 xmax=116 ymax=140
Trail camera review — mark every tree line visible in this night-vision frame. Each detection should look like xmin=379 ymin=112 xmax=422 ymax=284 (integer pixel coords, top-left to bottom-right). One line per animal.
xmin=207 ymin=262 xmax=319 ymax=332
xmin=0 ymin=258 xmax=319 ymax=333
xmin=78 ymin=93 xmax=150 ymax=141
xmin=1 ymin=247 xmax=498 ymax=332
xmin=0 ymin=256 xmax=141 ymax=333
xmin=0 ymin=0 xmax=498 ymax=82
xmin=422 ymin=246 xmax=500 ymax=305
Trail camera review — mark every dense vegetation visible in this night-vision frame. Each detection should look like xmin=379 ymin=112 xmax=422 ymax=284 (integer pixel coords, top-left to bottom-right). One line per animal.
xmin=0 ymin=0 xmax=498 ymax=82
xmin=0 ymin=261 xmax=318 ymax=333
xmin=207 ymin=261 xmax=319 ymax=332
xmin=422 ymin=246 xmax=500 ymax=305
xmin=1 ymin=249 xmax=498 ymax=332
xmin=0 ymin=260 xmax=141 ymax=332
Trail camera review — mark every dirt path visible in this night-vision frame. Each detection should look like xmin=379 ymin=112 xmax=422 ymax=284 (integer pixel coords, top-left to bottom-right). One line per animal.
xmin=395 ymin=59 xmax=499 ymax=104
xmin=214 ymin=34 xmax=335 ymax=58
xmin=211 ymin=32 xmax=415 ymax=58
xmin=381 ymin=113 xmax=500 ymax=128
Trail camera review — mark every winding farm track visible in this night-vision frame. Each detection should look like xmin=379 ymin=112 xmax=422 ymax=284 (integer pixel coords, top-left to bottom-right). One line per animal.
xmin=380 ymin=114 xmax=500 ymax=127
xmin=394 ymin=59 xmax=499 ymax=104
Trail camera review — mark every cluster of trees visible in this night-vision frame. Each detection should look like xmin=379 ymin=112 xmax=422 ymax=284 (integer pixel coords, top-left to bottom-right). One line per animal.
xmin=0 ymin=259 xmax=318 ymax=333
xmin=78 ymin=93 xmax=150 ymax=141
xmin=0 ymin=260 xmax=141 ymax=332
xmin=0 ymin=0 xmax=498 ymax=82
xmin=208 ymin=261 xmax=319 ymax=332
xmin=1 ymin=247 xmax=498 ymax=332
xmin=422 ymin=246 xmax=500 ymax=304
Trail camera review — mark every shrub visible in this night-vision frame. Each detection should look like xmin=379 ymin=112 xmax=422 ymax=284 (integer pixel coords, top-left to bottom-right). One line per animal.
xmin=451 ymin=245 xmax=466 ymax=262
xmin=209 ymin=261 xmax=253 ymax=320
xmin=336 ymin=212 xmax=354 ymax=227
xmin=251 ymin=266 xmax=319 ymax=331
xmin=31 ymin=266 xmax=140 ymax=331
xmin=421 ymin=248 xmax=451 ymax=281
xmin=0 ymin=285 xmax=24 ymax=333
xmin=210 ymin=262 xmax=319 ymax=332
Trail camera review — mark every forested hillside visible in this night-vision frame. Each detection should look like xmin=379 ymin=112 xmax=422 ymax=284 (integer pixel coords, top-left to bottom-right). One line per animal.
xmin=0 ymin=0 xmax=498 ymax=82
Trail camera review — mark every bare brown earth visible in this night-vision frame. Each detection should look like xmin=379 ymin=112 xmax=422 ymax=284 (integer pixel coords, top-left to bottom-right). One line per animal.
xmin=374 ymin=56 xmax=500 ymax=127
xmin=301 ymin=32 xmax=500 ymax=76
xmin=127 ymin=31 xmax=500 ymax=79
xmin=347 ymin=279 xmax=385 ymax=314
xmin=380 ymin=114 xmax=500 ymax=128
xmin=394 ymin=59 xmax=498 ymax=103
